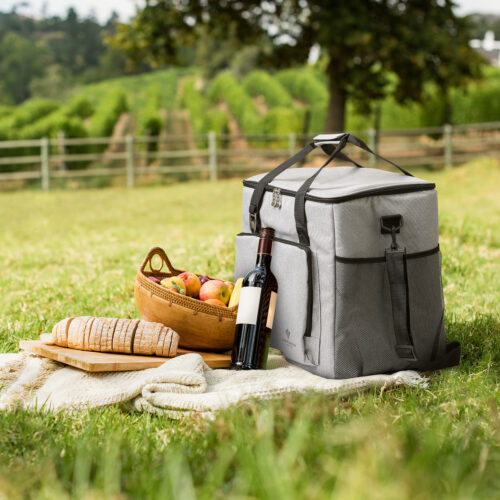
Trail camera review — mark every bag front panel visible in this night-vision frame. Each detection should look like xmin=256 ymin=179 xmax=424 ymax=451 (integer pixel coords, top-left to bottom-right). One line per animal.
xmin=333 ymin=190 xmax=439 ymax=258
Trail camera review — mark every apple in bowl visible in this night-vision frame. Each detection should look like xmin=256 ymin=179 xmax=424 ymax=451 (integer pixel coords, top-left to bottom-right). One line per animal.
xmin=199 ymin=280 xmax=230 ymax=305
xmin=178 ymin=272 xmax=201 ymax=298
xmin=204 ymin=298 xmax=227 ymax=307
xmin=161 ymin=276 xmax=187 ymax=295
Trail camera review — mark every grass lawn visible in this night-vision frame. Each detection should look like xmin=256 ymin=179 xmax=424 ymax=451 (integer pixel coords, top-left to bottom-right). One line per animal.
xmin=0 ymin=159 xmax=499 ymax=499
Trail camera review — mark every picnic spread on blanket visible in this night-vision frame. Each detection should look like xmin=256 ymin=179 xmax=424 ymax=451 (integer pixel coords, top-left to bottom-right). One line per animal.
xmin=5 ymin=133 xmax=460 ymax=415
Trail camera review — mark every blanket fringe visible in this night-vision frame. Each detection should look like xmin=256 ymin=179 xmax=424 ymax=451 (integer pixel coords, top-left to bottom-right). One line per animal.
xmin=393 ymin=370 xmax=429 ymax=388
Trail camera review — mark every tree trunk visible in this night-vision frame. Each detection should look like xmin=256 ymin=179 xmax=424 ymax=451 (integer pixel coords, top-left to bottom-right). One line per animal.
xmin=442 ymin=90 xmax=452 ymax=125
xmin=373 ymin=103 xmax=382 ymax=152
xmin=325 ymin=66 xmax=346 ymax=133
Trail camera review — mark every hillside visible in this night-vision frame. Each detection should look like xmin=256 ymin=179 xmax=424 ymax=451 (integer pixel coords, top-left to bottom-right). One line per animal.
xmin=2 ymin=66 xmax=500 ymax=144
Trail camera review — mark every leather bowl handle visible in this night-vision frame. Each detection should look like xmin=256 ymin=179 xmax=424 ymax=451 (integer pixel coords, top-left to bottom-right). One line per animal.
xmin=140 ymin=247 xmax=181 ymax=275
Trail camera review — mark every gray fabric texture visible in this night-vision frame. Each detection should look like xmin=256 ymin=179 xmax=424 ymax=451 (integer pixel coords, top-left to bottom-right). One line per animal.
xmin=245 ymin=166 xmax=433 ymax=200
xmin=334 ymin=190 xmax=439 ymax=257
xmin=238 ymin=164 xmax=449 ymax=379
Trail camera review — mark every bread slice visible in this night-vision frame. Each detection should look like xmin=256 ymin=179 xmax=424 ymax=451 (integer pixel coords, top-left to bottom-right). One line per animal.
xmin=52 ymin=317 xmax=73 ymax=347
xmin=100 ymin=317 xmax=118 ymax=352
xmin=155 ymin=326 xmax=167 ymax=357
xmin=133 ymin=321 xmax=157 ymax=355
xmin=117 ymin=319 xmax=139 ymax=354
xmin=67 ymin=316 xmax=93 ymax=349
xmin=160 ymin=327 xmax=178 ymax=357
xmin=168 ymin=328 xmax=179 ymax=357
xmin=88 ymin=318 xmax=101 ymax=351
xmin=112 ymin=319 xmax=126 ymax=353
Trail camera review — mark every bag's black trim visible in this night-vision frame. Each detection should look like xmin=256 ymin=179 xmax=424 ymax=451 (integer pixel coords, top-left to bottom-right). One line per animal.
xmin=385 ymin=247 xmax=417 ymax=361
xmin=243 ymin=179 xmax=435 ymax=205
xmin=237 ymin=232 xmax=313 ymax=338
xmin=335 ymin=245 xmax=440 ymax=264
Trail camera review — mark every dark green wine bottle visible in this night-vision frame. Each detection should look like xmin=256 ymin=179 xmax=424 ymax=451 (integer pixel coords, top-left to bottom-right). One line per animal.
xmin=232 ymin=227 xmax=278 ymax=370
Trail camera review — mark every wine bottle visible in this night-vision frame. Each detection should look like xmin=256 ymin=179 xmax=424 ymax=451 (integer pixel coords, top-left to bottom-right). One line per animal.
xmin=232 ymin=227 xmax=278 ymax=370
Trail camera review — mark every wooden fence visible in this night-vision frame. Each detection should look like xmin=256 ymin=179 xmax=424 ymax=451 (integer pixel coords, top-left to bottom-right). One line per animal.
xmin=1 ymin=121 xmax=500 ymax=190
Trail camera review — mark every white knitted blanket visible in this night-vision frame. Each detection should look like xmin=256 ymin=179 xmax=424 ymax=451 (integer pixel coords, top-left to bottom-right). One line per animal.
xmin=0 ymin=352 xmax=427 ymax=418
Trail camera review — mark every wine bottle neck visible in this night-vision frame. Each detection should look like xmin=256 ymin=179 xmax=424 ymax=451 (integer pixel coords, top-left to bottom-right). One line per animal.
xmin=255 ymin=252 xmax=272 ymax=269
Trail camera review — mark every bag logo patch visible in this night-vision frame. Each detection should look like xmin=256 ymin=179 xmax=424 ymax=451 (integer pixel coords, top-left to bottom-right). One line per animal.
xmin=282 ymin=328 xmax=296 ymax=348
xmin=271 ymin=188 xmax=282 ymax=209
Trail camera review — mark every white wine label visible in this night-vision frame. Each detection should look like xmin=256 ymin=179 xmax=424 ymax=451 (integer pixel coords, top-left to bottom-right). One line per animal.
xmin=266 ymin=292 xmax=277 ymax=329
xmin=236 ymin=287 xmax=261 ymax=325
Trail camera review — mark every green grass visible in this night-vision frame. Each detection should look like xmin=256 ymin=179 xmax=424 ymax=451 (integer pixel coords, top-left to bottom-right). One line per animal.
xmin=0 ymin=159 xmax=499 ymax=499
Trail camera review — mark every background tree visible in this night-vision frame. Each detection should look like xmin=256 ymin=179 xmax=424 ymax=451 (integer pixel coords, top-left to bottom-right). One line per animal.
xmin=0 ymin=9 xmax=146 ymax=104
xmin=0 ymin=32 xmax=45 ymax=103
xmin=108 ymin=0 xmax=483 ymax=131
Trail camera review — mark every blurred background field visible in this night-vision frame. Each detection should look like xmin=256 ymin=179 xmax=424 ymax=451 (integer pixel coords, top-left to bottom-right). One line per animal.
xmin=0 ymin=159 xmax=498 ymax=498
xmin=1 ymin=6 xmax=500 ymax=190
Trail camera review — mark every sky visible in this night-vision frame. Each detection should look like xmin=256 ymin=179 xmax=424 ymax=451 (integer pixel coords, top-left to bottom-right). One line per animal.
xmin=2 ymin=0 xmax=500 ymax=24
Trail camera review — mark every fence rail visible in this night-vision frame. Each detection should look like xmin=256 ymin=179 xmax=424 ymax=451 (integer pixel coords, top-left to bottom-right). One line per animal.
xmin=1 ymin=122 xmax=500 ymax=190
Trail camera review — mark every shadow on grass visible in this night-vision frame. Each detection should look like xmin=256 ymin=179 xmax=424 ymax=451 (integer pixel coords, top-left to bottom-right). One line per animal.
xmin=446 ymin=313 xmax=500 ymax=368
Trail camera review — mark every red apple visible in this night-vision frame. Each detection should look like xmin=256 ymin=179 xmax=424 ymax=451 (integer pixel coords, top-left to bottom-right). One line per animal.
xmin=178 ymin=272 xmax=201 ymax=298
xmin=148 ymin=276 xmax=161 ymax=284
xmin=199 ymin=279 xmax=230 ymax=305
xmin=204 ymin=298 xmax=227 ymax=307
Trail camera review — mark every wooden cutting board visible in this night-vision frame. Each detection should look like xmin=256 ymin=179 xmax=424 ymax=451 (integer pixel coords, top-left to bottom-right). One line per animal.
xmin=19 ymin=340 xmax=232 ymax=372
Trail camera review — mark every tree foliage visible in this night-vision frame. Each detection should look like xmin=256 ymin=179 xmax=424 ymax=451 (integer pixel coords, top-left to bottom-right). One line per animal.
xmin=109 ymin=0 xmax=483 ymax=131
xmin=0 ymin=9 xmax=140 ymax=105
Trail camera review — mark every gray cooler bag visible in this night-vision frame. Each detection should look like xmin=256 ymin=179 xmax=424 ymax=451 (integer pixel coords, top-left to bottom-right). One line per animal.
xmin=234 ymin=133 xmax=460 ymax=379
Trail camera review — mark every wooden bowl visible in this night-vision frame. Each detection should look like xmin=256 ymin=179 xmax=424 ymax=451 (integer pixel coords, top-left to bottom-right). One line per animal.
xmin=134 ymin=247 xmax=237 ymax=352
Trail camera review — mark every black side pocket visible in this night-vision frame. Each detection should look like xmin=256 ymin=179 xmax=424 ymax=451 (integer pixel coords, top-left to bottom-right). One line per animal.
xmin=406 ymin=250 xmax=447 ymax=367
xmin=334 ymin=246 xmax=443 ymax=377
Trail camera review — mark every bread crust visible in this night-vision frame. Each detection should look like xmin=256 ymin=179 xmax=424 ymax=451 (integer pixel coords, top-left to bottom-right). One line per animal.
xmin=51 ymin=317 xmax=178 ymax=356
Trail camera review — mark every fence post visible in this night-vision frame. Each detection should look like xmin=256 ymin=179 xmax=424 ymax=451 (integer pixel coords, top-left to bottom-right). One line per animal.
xmin=444 ymin=124 xmax=453 ymax=168
xmin=208 ymin=131 xmax=217 ymax=181
xmin=288 ymin=132 xmax=297 ymax=156
xmin=368 ymin=128 xmax=377 ymax=169
xmin=57 ymin=130 xmax=66 ymax=170
xmin=126 ymin=135 xmax=135 ymax=188
xmin=40 ymin=137 xmax=50 ymax=191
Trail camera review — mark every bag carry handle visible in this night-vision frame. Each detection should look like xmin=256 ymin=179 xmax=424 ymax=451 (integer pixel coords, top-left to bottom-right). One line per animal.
xmin=294 ymin=134 xmax=413 ymax=245
xmin=248 ymin=133 xmax=412 ymax=234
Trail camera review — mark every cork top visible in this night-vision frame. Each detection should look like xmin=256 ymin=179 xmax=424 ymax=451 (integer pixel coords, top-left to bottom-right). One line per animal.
xmin=257 ymin=227 xmax=275 ymax=255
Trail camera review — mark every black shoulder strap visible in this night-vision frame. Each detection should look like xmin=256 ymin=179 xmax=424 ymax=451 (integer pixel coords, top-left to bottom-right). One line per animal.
xmin=249 ymin=132 xmax=411 ymax=238
xmin=248 ymin=142 xmax=316 ymax=232
xmin=385 ymin=247 xmax=417 ymax=361
xmin=345 ymin=135 xmax=414 ymax=177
